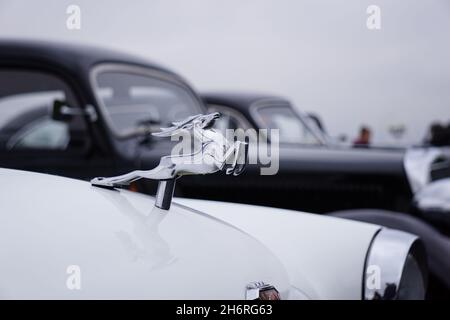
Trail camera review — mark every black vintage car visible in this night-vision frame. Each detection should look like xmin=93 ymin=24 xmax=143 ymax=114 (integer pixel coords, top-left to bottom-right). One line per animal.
xmin=0 ymin=40 xmax=204 ymax=185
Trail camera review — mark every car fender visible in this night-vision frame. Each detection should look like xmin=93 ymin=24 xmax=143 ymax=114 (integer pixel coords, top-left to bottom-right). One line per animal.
xmin=175 ymin=198 xmax=381 ymax=299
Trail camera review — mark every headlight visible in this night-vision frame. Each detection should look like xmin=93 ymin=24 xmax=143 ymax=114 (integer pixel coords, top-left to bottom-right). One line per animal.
xmin=364 ymin=229 xmax=428 ymax=300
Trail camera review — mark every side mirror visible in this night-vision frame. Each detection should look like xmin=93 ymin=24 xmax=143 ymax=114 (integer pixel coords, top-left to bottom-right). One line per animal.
xmin=51 ymin=100 xmax=72 ymax=121
xmin=51 ymin=100 xmax=97 ymax=122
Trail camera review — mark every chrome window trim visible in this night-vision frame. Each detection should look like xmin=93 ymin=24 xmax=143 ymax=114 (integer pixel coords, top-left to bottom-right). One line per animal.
xmin=89 ymin=63 xmax=204 ymax=139
xmin=249 ymin=98 xmax=327 ymax=145
xmin=363 ymin=228 xmax=427 ymax=300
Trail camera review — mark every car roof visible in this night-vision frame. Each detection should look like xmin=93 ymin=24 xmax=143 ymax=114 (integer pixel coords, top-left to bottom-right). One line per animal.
xmin=0 ymin=39 xmax=178 ymax=77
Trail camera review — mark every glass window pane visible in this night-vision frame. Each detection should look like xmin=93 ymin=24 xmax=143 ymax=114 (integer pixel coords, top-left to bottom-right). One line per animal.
xmin=94 ymin=71 xmax=202 ymax=136
xmin=0 ymin=70 xmax=84 ymax=151
xmin=256 ymin=104 xmax=321 ymax=145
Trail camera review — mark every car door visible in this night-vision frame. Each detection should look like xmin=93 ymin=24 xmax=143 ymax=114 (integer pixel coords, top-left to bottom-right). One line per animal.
xmin=0 ymin=68 xmax=98 ymax=179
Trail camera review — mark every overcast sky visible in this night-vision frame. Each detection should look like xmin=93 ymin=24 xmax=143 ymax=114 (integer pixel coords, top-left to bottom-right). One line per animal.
xmin=1 ymin=0 xmax=449 ymax=144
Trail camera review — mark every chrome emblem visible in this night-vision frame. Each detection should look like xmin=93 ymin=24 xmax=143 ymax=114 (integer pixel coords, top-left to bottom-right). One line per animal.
xmin=246 ymin=282 xmax=281 ymax=300
xmin=91 ymin=113 xmax=248 ymax=210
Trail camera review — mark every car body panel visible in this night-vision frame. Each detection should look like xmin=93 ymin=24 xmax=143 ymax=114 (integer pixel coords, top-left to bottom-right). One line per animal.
xmin=0 ymin=168 xmax=291 ymax=299
xmin=175 ymin=198 xmax=381 ymax=299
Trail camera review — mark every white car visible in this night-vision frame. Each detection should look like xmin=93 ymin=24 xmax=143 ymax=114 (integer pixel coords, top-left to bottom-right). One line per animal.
xmin=0 ymin=114 xmax=427 ymax=300
xmin=0 ymin=166 xmax=427 ymax=300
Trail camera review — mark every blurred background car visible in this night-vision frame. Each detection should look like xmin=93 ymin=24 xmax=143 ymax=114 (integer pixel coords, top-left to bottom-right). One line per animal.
xmin=0 ymin=40 xmax=198 ymax=181
xmin=203 ymin=92 xmax=450 ymax=213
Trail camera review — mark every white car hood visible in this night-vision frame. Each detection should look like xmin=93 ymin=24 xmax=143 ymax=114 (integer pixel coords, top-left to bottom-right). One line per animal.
xmin=175 ymin=198 xmax=381 ymax=300
xmin=0 ymin=169 xmax=289 ymax=299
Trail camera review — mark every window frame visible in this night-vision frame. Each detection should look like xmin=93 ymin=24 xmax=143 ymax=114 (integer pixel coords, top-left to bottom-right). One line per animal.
xmin=249 ymin=98 xmax=327 ymax=146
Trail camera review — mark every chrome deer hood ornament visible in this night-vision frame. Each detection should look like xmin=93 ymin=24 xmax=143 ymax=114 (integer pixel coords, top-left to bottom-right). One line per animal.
xmin=91 ymin=113 xmax=248 ymax=210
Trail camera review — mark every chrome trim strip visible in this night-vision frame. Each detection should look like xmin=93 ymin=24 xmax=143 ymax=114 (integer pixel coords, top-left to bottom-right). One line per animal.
xmin=363 ymin=228 xmax=427 ymax=300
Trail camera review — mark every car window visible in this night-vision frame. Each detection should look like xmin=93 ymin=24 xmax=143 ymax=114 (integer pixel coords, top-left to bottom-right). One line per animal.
xmin=7 ymin=118 xmax=70 ymax=150
xmin=208 ymin=105 xmax=250 ymax=131
xmin=255 ymin=104 xmax=322 ymax=145
xmin=93 ymin=70 xmax=203 ymax=137
xmin=0 ymin=70 xmax=87 ymax=152
xmin=214 ymin=113 xmax=241 ymax=132
xmin=207 ymin=104 xmax=256 ymax=142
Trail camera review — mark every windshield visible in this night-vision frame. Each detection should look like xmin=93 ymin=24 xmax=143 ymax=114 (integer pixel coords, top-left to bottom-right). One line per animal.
xmin=93 ymin=70 xmax=203 ymax=137
xmin=254 ymin=104 xmax=323 ymax=145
